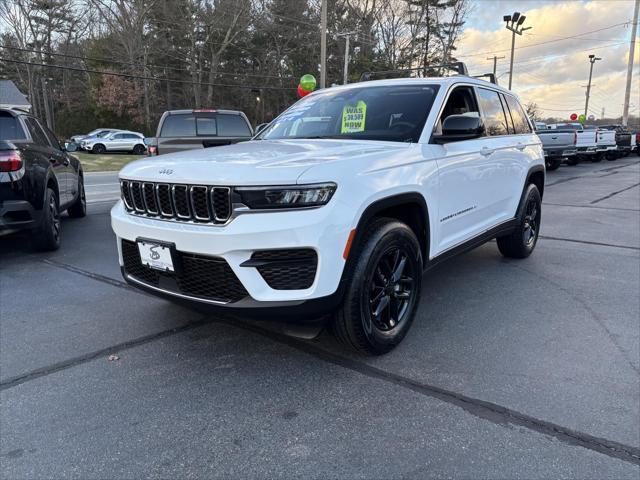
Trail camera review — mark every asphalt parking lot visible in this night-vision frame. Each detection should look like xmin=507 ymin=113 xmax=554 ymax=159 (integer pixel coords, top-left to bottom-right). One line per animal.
xmin=1 ymin=157 xmax=639 ymax=478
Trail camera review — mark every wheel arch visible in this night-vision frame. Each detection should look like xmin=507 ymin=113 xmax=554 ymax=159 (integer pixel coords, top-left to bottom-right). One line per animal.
xmin=526 ymin=164 xmax=545 ymax=199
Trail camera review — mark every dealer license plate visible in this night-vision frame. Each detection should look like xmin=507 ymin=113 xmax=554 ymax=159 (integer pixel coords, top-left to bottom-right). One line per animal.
xmin=137 ymin=240 xmax=174 ymax=272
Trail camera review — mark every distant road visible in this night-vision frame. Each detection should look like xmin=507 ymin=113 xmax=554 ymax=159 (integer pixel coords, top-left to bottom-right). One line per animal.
xmin=85 ymin=171 xmax=120 ymax=205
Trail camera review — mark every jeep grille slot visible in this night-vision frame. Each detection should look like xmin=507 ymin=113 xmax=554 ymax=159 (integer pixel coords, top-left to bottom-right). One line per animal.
xmin=142 ymin=183 xmax=158 ymax=215
xmin=120 ymin=181 xmax=232 ymax=224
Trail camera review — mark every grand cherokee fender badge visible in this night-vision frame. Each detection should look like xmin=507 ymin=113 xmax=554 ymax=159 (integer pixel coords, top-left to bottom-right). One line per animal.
xmin=440 ymin=205 xmax=477 ymax=223
xmin=158 ymin=168 xmax=173 ymax=175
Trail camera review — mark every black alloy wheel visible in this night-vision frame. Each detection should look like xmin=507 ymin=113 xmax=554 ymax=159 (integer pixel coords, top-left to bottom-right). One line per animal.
xmin=34 ymin=187 xmax=61 ymax=251
xmin=133 ymin=144 xmax=146 ymax=155
xmin=68 ymin=176 xmax=87 ymax=218
xmin=367 ymin=247 xmax=415 ymax=332
xmin=522 ymin=197 xmax=539 ymax=247
xmin=93 ymin=143 xmax=106 ymax=154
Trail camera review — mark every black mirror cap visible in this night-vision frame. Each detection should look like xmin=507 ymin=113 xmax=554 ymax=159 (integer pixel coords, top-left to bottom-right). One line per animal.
xmin=433 ymin=115 xmax=485 ymax=144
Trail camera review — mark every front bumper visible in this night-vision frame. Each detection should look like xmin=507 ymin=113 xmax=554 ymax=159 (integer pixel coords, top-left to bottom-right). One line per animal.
xmin=111 ymin=199 xmax=354 ymax=307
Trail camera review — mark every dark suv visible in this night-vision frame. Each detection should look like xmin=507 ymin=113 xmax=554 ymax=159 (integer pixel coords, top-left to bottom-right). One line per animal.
xmin=0 ymin=108 xmax=85 ymax=250
xmin=145 ymin=109 xmax=253 ymax=156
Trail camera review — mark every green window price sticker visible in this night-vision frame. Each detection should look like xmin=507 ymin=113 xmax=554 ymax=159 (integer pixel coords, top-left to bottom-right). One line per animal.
xmin=341 ymin=100 xmax=367 ymax=133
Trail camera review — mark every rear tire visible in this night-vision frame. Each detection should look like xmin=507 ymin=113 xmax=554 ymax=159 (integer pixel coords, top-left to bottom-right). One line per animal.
xmin=92 ymin=143 xmax=106 ymax=154
xmin=332 ymin=218 xmax=423 ymax=355
xmin=67 ymin=176 xmax=86 ymax=218
xmin=545 ymin=157 xmax=561 ymax=171
xmin=591 ymin=152 xmax=603 ymax=162
xmin=133 ymin=144 xmax=146 ymax=155
xmin=566 ymin=156 xmax=579 ymax=166
xmin=497 ymin=184 xmax=541 ymax=259
xmin=33 ymin=187 xmax=61 ymax=251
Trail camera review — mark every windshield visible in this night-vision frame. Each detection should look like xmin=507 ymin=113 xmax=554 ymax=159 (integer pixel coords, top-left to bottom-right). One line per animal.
xmin=259 ymin=84 xmax=439 ymax=143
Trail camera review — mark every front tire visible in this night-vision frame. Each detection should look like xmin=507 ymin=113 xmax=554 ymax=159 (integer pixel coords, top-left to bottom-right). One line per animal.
xmin=497 ymin=184 xmax=541 ymax=259
xmin=67 ymin=175 xmax=86 ymax=218
xmin=33 ymin=187 xmax=61 ymax=251
xmin=92 ymin=143 xmax=106 ymax=154
xmin=332 ymin=218 xmax=423 ymax=355
xmin=132 ymin=144 xmax=146 ymax=155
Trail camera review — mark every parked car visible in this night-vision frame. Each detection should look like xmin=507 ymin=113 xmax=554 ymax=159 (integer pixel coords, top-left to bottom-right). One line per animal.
xmin=144 ymin=109 xmax=253 ymax=156
xmin=588 ymin=126 xmax=617 ymax=161
xmin=69 ymin=128 xmax=121 ymax=145
xmin=112 ymin=71 xmax=545 ymax=355
xmin=546 ymin=123 xmax=598 ymax=163
xmin=599 ymin=125 xmax=632 ymax=158
xmin=0 ymin=108 xmax=85 ymax=250
xmin=82 ymin=130 xmax=146 ymax=154
xmin=635 ymin=131 xmax=640 ymax=155
xmin=534 ymin=123 xmax=576 ymax=170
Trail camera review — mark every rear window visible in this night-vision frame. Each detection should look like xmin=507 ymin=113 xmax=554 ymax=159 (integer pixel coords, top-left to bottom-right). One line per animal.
xmin=0 ymin=113 xmax=27 ymax=140
xmin=218 ymin=114 xmax=251 ymax=136
xmin=160 ymin=114 xmax=226 ymax=137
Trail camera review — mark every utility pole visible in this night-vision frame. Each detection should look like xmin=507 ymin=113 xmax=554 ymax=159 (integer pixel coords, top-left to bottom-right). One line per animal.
xmin=337 ymin=31 xmax=358 ymax=84
xmin=320 ymin=0 xmax=327 ymax=89
xmin=602 ymin=107 xmax=605 ymax=120
xmin=503 ymin=12 xmax=531 ymax=90
xmin=486 ymin=55 xmax=505 ymax=76
xmin=622 ymin=0 xmax=639 ymax=126
xmin=584 ymin=54 xmax=601 ymax=117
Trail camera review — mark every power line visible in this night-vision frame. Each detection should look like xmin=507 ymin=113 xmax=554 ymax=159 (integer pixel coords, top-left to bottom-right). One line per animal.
xmin=0 ymin=58 xmax=295 ymax=90
xmin=0 ymin=45 xmax=295 ymax=80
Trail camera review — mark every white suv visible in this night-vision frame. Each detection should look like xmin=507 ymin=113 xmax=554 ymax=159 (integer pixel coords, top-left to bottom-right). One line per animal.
xmin=111 ymin=75 xmax=544 ymax=355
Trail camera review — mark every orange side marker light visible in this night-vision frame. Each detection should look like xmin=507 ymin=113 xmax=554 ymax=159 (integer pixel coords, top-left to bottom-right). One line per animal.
xmin=343 ymin=229 xmax=356 ymax=260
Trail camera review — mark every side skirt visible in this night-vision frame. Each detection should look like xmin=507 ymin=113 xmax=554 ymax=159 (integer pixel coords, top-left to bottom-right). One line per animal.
xmin=425 ymin=219 xmax=517 ymax=272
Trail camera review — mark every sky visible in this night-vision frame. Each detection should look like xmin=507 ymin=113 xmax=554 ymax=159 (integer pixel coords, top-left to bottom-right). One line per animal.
xmin=457 ymin=0 xmax=639 ymax=120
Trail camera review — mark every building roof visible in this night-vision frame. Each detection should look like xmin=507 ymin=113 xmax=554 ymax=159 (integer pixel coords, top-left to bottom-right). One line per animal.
xmin=0 ymin=80 xmax=31 ymax=108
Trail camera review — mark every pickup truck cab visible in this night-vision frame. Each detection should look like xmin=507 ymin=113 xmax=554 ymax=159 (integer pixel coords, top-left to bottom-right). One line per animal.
xmin=112 ymin=73 xmax=544 ymax=354
xmin=1 ymin=108 xmax=86 ymax=250
xmin=145 ymin=109 xmax=253 ymax=156
xmin=534 ymin=123 xmax=576 ymax=170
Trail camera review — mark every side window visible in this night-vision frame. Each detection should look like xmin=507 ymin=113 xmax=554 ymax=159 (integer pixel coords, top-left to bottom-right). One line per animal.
xmin=504 ymin=95 xmax=532 ymax=134
xmin=218 ymin=114 xmax=251 ymax=136
xmin=196 ymin=116 xmax=217 ymax=136
xmin=24 ymin=117 xmax=50 ymax=147
xmin=499 ymin=94 xmax=515 ymax=134
xmin=435 ymin=86 xmax=481 ymax=135
xmin=125 ymin=133 xmax=140 ymax=139
xmin=477 ymin=88 xmax=510 ymax=136
xmin=112 ymin=134 xmax=125 ymax=139
xmin=161 ymin=115 xmax=196 ymax=137
xmin=40 ymin=123 xmax=62 ymax=150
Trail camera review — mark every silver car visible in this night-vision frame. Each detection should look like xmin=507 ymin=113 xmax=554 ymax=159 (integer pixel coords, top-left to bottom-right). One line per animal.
xmin=70 ymin=128 xmax=121 ymax=145
xmin=82 ymin=130 xmax=147 ymax=154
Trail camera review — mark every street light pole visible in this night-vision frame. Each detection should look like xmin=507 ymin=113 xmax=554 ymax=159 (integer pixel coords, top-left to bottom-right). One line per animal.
xmin=503 ymin=12 xmax=531 ymax=90
xmin=320 ymin=0 xmax=327 ymax=89
xmin=584 ymin=54 xmax=601 ymax=118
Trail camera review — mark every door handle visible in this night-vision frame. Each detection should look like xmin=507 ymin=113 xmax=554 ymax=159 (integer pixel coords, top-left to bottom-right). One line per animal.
xmin=480 ymin=147 xmax=494 ymax=156
xmin=516 ymin=142 xmax=526 ymax=151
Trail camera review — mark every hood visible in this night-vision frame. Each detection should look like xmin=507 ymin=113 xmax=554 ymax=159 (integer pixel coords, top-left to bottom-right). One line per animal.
xmin=119 ymin=139 xmax=409 ymax=185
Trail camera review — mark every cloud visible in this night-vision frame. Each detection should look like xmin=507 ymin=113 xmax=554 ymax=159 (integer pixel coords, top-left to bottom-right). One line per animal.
xmin=458 ymin=0 xmax=639 ymax=119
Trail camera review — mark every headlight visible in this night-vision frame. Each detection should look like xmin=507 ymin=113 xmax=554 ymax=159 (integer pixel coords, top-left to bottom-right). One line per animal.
xmin=236 ymin=183 xmax=336 ymax=209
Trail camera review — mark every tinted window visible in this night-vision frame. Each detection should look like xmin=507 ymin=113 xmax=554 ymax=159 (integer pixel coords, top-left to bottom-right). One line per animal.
xmin=504 ymin=95 xmax=532 ymax=134
xmin=24 ymin=117 xmax=50 ymax=147
xmin=261 ymin=85 xmax=440 ymax=143
xmin=112 ymin=133 xmax=126 ymax=139
xmin=41 ymin=123 xmax=62 ymax=150
xmin=218 ymin=114 xmax=250 ymax=136
xmin=477 ymin=88 xmax=510 ymax=136
xmin=125 ymin=133 xmax=141 ymax=139
xmin=161 ymin=114 xmax=196 ymax=137
xmin=0 ymin=113 xmax=27 ymax=140
xmin=196 ymin=117 xmax=217 ymax=136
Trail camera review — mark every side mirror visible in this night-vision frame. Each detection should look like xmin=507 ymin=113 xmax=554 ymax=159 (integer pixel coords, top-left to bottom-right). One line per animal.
xmin=433 ymin=115 xmax=485 ymax=144
xmin=65 ymin=142 xmax=78 ymax=152
xmin=254 ymin=123 xmax=269 ymax=136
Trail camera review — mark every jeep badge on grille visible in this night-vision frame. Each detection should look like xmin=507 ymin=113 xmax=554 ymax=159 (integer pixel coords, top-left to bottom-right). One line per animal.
xmin=159 ymin=168 xmax=173 ymax=175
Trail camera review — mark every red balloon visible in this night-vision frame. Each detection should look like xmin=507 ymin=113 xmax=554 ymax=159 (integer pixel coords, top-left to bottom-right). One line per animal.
xmin=297 ymin=84 xmax=311 ymax=98
xmin=570 ymin=113 xmax=578 ymax=121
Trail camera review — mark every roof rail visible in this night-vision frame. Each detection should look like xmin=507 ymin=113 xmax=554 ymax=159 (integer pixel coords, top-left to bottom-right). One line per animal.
xmin=359 ymin=62 xmax=469 ymax=81
xmin=472 ymin=73 xmax=498 ymax=85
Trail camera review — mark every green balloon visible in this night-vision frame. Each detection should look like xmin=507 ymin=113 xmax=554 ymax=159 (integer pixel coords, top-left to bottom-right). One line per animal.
xmin=578 ymin=114 xmax=586 ymax=123
xmin=300 ymin=74 xmax=317 ymax=92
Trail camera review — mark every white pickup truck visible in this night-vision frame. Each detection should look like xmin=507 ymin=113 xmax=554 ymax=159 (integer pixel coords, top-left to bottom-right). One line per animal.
xmin=546 ymin=123 xmax=597 ymax=163
xmin=586 ymin=126 xmax=617 ymax=160
xmin=112 ymin=70 xmax=545 ymax=354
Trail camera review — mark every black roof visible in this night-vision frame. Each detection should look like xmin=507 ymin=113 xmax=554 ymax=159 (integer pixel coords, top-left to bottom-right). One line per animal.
xmin=0 ymin=80 xmax=30 ymax=108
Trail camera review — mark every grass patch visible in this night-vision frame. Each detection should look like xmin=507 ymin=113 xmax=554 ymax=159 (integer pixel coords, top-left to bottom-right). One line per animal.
xmin=74 ymin=152 xmax=147 ymax=172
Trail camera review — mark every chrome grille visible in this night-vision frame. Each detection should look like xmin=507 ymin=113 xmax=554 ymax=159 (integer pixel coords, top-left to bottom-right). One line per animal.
xmin=120 ymin=180 xmax=232 ymax=224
